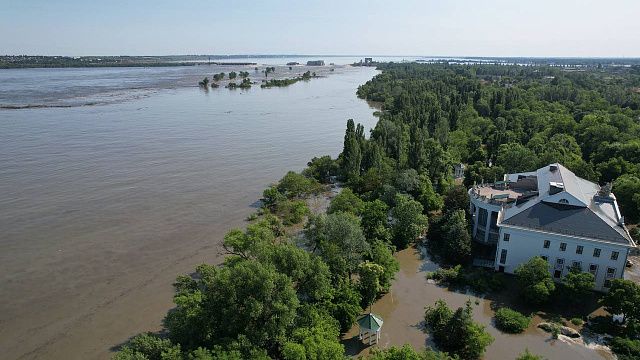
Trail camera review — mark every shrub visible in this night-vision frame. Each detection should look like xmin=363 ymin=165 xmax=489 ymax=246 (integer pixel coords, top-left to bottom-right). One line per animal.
xmin=494 ymin=308 xmax=531 ymax=333
xmin=427 ymin=265 xmax=505 ymax=294
xmin=610 ymin=337 xmax=640 ymax=360
xmin=516 ymin=348 xmax=544 ymax=360
xmin=570 ymin=317 xmax=584 ymax=326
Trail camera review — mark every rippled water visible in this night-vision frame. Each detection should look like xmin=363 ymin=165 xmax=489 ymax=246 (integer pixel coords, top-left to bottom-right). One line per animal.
xmin=0 ymin=63 xmax=379 ymax=359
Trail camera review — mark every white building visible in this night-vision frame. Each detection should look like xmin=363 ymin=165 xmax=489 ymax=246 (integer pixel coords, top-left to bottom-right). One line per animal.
xmin=469 ymin=163 xmax=636 ymax=291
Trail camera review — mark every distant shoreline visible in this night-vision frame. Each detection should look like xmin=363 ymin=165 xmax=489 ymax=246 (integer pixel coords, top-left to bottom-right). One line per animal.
xmin=3 ymin=55 xmax=640 ymax=69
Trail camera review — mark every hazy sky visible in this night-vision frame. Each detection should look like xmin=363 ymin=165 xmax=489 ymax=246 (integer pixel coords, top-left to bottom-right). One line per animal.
xmin=2 ymin=0 xmax=639 ymax=57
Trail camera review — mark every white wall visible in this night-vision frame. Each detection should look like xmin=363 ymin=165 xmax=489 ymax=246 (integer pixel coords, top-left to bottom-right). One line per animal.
xmin=495 ymin=226 xmax=629 ymax=291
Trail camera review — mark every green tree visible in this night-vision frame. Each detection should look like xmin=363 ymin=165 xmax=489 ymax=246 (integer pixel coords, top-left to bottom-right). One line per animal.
xmin=424 ymin=300 xmax=494 ymax=359
xmin=303 ymin=155 xmax=339 ymax=183
xmin=600 ymin=279 xmax=640 ymax=323
xmin=391 ymin=194 xmax=428 ymax=249
xmin=369 ymin=240 xmax=400 ymax=292
xmin=560 ymin=266 xmax=595 ymax=305
xmin=315 ymin=212 xmax=369 ymax=278
xmin=443 ymin=185 xmax=470 ymax=214
xmin=330 ymin=278 xmax=362 ymax=332
xmin=113 ymin=333 xmax=182 ymax=360
xmin=164 ymin=260 xmax=299 ymax=353
xmin=418 ymin=175 xmax=444 ymax=212
xmin=438 ymin=210 xmax=472 ymax=264
xmin=613 ymin=174 xmax=640 ymax=222
xmin=514 ymin=257 xmax=555 ymax=305
xmin=496 ymin=143 xmax=537 ymax=173
xmin=341 ymin=119 xmax=363 ymax=181
xmin=358 ymin=261 xmax=385 ymax=308
xmin=277 ymin=171 xmax=322 ymax=199
xmin=327 ymin=188 xmax=364 ymax=215
xmin=361 ymin=200 xmax=392 ymax=243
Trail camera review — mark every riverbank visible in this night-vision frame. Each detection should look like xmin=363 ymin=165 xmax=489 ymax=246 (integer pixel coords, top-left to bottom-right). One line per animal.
xmin=343 ymin=245 xmax=615 ymax=359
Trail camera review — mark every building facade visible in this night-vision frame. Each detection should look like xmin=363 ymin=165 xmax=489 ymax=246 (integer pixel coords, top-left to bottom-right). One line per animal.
xmin=469 ymin=163 xmax=635 ymax=291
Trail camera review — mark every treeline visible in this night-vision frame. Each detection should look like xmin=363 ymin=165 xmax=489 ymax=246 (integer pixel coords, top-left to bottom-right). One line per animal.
xmin=356 ymin=62 xmax=640 ymax=223
xmin=261 ymin=71 xmax=316 ymax=88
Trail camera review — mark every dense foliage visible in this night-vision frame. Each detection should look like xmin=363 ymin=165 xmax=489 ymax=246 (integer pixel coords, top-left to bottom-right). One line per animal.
xmin=356 ymin=62 xmax=640 ymax=220
xmin=366 ymin=344 xmax=456 ymax=360
xmin=424 ymin=300 xmax=494 ymax=359
xmin=514 ymin=257 xmax=555 ymax=305
xmin=493 ymin=308 xmax=531 ymax=334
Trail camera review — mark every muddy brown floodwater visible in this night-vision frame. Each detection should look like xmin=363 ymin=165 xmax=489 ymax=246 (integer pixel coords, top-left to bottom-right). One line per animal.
xmin=343 ymin=246 xmax=615 ymax=359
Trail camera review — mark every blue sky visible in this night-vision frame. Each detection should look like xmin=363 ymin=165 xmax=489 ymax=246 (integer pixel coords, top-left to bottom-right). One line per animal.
xmin=2 ymin=0 xmax=639 ymax=57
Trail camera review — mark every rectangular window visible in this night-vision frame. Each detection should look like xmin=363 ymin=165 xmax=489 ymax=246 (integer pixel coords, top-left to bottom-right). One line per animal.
xmin=554 ymin=270 xmax=562 ymax=278
xmin=593 ymin=248 xmax=601 ymax=258
xmin=604 ymin=280 xmax=611 ymax=288
xmin=543 ymin=240 xmax=550 ymax=249
xmin=478 ymin=208 xmax=488 ymax=227
xmin=606 ymin=267 xmax=616 ymax=279
xmin=571 ymin=261 xmax=582 ymax=271
xmin=560 ymin=242 xmax=567 ymax=252
xmin=576 ymin=245 xmax=584 ymax=255
xmin=611 ymin=251 xmax=619 ymax=261
xmin=503 ymin=233 xmax=510 ymax=242
xmin=556 ymin=258 xmax=564 ymax=265
xmin=541 ymin=255 xmax=548 ymax=261
xmin=589 ymin=264 xmax=598 ymax=276
xmin=500 ymin=249 xmax=508 ymax=264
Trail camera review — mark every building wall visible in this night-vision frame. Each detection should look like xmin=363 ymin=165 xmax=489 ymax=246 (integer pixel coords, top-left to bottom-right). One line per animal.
xmin=469 ymin=191 xmax=501 ymax=245
xmin=495 ymin=226 xmax=629 ymax=291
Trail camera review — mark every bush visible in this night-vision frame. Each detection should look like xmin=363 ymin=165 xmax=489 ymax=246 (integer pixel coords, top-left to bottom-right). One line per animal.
xmin=427 ymin=265 xmax=505 ymax=294
xmin=494 ymin=308 xmax=531 ymax=333
xmin=516 ymin=348 xmax=544 ymax=360
xmin=570 ymin=317 xmax=584 ymax=326
xmin=610 ymin=337 xmax=640 ymax=360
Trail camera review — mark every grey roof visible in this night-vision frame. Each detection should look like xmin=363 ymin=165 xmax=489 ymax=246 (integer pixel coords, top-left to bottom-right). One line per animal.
xmin=500 ymin=163 xmax=633 ymax=245
xmin=502 ymin=202 xmax=630 ymax=244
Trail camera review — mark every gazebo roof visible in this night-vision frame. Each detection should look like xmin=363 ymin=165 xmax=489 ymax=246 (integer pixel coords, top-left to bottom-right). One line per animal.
xmin=357 ymin=313 xmax=383 ymax=331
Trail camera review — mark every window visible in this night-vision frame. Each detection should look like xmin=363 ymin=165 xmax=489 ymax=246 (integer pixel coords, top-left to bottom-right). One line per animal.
xmin=593 ymin=248 xmax=601 ymax=258
xmin=543 ymin=240 xmax=550 ymax=249
xmin=503 ymin=233 xmax=510 ymax=242
xmin=571 ymin=261 xmax=582 ymax=271
xmin=478 ymin=208 xmax=488 ymax=227
xmin=589 ymin=264 xmax=598 ymax=276
xmin=576 ymin=245 xmax=583 ymax=255
xmin=556 ymin=258 xmax=565 ymax=265
xmin=560 ymin=242 xmax=567 ymax=251
xmin=604 ymin=280 xmax=611 ymax=288
xmin=500 ymin=249 xmax=508 ymax=264
xmin=606 ymin=267 xmax=616 ymax=279
xmin=541 ymin=255 xmax=548 ymax=261
xmin=611 ymin=251 xmax=619 ymax=261
xmin=554 ymin=270 xmax=562 ymax=278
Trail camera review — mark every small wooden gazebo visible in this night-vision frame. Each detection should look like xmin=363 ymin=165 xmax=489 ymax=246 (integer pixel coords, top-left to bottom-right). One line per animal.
xmin=357 ymin=313 xmax=383 ymax=345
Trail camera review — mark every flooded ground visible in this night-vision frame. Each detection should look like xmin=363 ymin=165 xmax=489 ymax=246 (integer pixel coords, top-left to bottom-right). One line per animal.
xmin=343 ymin=246 xmax=615 ymax=359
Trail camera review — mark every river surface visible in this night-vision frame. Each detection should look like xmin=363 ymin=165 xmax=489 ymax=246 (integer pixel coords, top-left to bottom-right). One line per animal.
xmin=0 ymin=62 xmax=380 ymax=359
